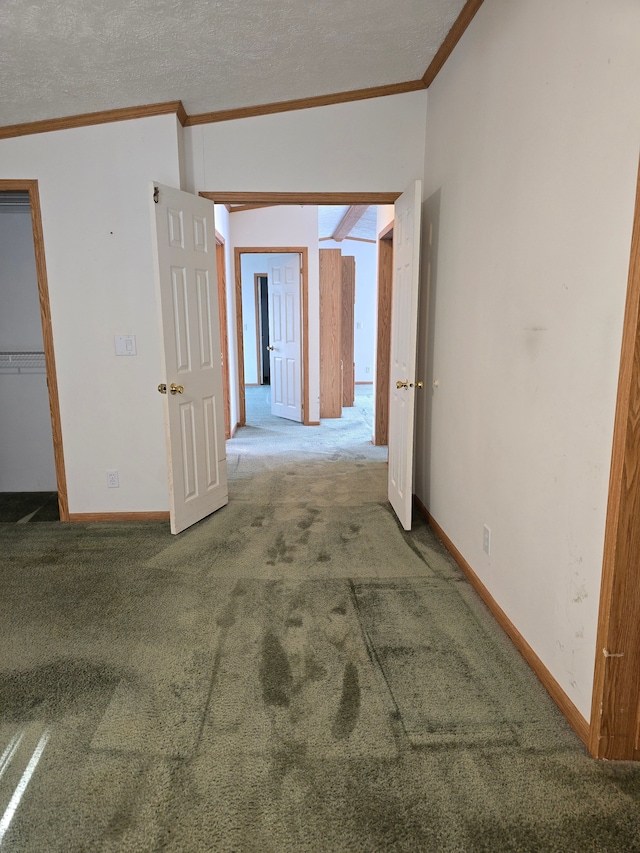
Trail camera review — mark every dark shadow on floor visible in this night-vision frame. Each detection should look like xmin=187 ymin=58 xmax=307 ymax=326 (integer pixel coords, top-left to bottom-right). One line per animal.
xmin=0 ymin=492 xmax=59 ymax=523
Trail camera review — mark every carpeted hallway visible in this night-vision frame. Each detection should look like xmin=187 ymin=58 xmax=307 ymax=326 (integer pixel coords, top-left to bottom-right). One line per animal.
xmin=1 ymin=385 xmax=639 ymax=851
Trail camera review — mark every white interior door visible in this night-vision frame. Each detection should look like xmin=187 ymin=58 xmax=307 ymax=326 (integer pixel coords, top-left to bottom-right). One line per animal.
xmin=268 ymin=253 xmax=302 ymax=422
xmin=151 ymin=183 xmax=228 ymax=534
xmin=388 ymin=180 xmax=422 ymax=530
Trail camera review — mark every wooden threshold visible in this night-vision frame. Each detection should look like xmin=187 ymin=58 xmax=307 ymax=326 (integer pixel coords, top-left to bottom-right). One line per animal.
xmin=415 ymin=497 xmax=590 ymax=749
xmin=68 ymin=512 xmax=170 ymax=523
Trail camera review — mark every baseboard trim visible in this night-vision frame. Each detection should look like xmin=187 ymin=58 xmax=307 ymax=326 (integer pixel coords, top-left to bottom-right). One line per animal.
xmin=413 ymin=496 xmax=590 ymax=749
xmin=230 ymin=422 xmax=240 ymax=438
xmin=68 ymin=512 xmax=170 ymax=523
xmin=355 ymin=381 xmax=374 ymax=385
xmin=306 ymin=420 xmax=321 ymax=426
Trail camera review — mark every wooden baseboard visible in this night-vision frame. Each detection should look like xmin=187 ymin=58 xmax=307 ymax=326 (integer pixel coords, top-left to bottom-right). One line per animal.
xmin=305 ymin=420 xmax=321 ymax=426
xmin=355 ymin=381 xmax=374 ymax=385
xmin=68 ymin=511 xmax=170 ymax=523
xmin=413 ymin=496 xmax=590 ymax=749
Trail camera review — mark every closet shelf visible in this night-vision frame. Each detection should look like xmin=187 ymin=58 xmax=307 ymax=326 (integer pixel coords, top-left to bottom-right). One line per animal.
xmin=0 ymin=351 xmax=46 ymax=374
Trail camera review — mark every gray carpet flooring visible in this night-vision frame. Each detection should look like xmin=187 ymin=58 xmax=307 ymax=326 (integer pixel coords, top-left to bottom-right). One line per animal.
xmin=1 ymin=385 xmax=640 ymax=851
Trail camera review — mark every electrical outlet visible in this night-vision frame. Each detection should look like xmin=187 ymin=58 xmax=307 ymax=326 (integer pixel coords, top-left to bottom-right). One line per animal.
xmin=483 ymin=524 xmax=491 ymax=556
xmin=107 ymin=469 xmax=119 ymax=488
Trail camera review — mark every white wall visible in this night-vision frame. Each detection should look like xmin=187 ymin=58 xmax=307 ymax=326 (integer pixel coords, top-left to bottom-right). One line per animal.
xmin=230 ymin=206 xmax=320 ymax=420
xmin=418 ymin=0 xmax=640 ymax=720
xmin=376 ymin=204 xmax=394 ymax=236
xmin=183 ymin=91 xmax=428 ymax=194
xmin=0 ymin=205 xmax=56 ymax=490
xmin=318 ymin=238 xmax=377 ymax=384
xmin=0 ymin=114 xmax=183 ymax=513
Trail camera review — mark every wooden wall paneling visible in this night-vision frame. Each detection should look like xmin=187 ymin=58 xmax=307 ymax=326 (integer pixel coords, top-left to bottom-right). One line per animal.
xmin=342 ymin=256 xmax=356 ymax=407
xmin=589 ymin=157 xmax=640 ymax=761
xmin=319 ymin=249 xmax=343 ymax=419
xmin=215 ymin=239 xmax=231 ymax=440
xmin=374 ymin=230 xmax=393 ymax=445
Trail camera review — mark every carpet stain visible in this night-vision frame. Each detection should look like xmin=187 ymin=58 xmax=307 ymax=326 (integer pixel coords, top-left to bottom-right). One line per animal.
xmin=332 ymin=661 xmax=360 ymax=739
xmin=266 ymin=532 xmax=296 ymax=565
xmin=0 ymin=659 xmax=122 ymax=721
xmin=260 ymin=631 xmax=293 ymax=707
xmin=316 ymin=551 xmax=331 ymax=563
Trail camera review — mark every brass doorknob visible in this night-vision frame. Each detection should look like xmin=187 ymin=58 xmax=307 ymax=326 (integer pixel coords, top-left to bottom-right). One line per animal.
xmin=411 ymin=381 xmax=424 ymax=389
xmin=267 ymin=345 xmax=275 ymax=351
xmin=396 ymin=380 xmax=408 ymax=389
xmin=169 ymin=383 xmax=184 ymax=395
xmin=158 ymin=383 xmax=167 ymax=394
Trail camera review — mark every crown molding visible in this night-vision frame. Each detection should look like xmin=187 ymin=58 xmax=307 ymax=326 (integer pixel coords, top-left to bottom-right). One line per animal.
xmin=185 ymin=80 xmax=426 ymax=126
xmin=0 ymin=100 xmax=187 ymax=141
xmin=422 ymin=0 xmax=486 ymax=87
xmin=0 ymin=2 xmax=485 ymax=140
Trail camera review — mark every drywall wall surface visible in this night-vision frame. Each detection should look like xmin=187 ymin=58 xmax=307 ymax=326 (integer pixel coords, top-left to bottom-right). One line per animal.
xmin=183 ymin=91 xmax=428 ymax=193
xmin=0 ymin=114 xmax=182 ymax=513
xmin=318 ymin=238 xmax=377 ymax=384
xmin=231 ymin=205 xmax=320 ymax=421
xmin=418 ymin=0 xmax=640 ymax=720
xmin=377 ymin=204 xmax=395 ymax=236
xmin=0 ymin=205 xmax=56 ymax=490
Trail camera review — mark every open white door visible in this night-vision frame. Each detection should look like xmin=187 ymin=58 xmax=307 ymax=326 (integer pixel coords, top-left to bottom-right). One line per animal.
xmin=388 ymin=180 xmax=422 ymax=530
xmin=151 ymin=183 xmax=228 ymax=534
xmin=268 ymin=253 xmax=302 ymax=422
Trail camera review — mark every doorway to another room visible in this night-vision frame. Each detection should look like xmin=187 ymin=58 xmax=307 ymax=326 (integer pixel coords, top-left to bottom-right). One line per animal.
xmin=0 ymin=183 xmax=68 ymax=522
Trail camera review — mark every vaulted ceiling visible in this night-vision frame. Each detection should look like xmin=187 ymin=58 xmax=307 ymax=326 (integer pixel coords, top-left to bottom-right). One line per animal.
xmin=0 ymin=0 xmax=473 ymax=129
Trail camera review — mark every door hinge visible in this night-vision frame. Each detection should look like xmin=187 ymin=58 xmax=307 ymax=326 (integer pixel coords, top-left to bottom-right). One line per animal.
xmin=153 ymin=186 xmax=159 ymax=204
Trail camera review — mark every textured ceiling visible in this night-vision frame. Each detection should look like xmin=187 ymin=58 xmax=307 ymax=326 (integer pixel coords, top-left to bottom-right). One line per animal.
xmin=0 ymin=0 xmax=467 ymax=127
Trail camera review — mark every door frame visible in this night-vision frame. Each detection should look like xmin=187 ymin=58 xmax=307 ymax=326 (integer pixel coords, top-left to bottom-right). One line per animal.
xmin=0 ymin=179 xmax=69 ymax=521
xmin=254 ymin=273 xmax=268 ymax=385
xmin=200 ymin=192 xmax=402 ymax=432
xmin=589 ymin=156 xmax=640 ymax=760
xmin=215 ymin=232 xmax=232 ymax=440
xmin=374 ymin=221 xmax=394 ymax=445
xmin=234 ymin=247 xmax=309 ymax=425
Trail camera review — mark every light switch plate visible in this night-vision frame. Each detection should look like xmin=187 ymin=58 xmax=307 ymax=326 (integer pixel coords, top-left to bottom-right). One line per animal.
xmin=115 ymin=335 xmax=136 ymax=356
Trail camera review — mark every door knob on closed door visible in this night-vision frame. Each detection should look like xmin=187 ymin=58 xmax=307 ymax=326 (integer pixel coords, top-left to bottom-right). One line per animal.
xmin=410 ymin=381 xmax=424 ymax=389
xmin=396 ymin=380 xmax=409 ymax=389
xmin=158 ymin=383 xmax=167 ymax=394
xmin=169 ymin=383 xmax=184 ymax=395
xmin=267 ymin=345 xmax=275 ymax=351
